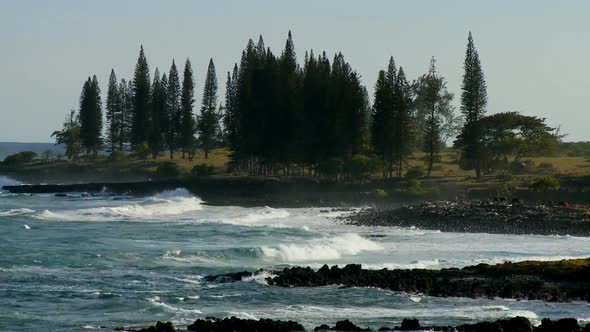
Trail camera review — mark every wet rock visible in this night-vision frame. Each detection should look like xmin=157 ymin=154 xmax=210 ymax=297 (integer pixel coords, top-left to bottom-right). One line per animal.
xmin=187 ymin=317 xmax=305 ymax=332
xmin=535 ymin=318 xmax=579 ymax=332
xmin=315 ymin=320 xmax=371 ymax=331
xmin=204 ymin=271 xmax=253 ymax=283
xmin=399 ymin=318 xmax=420 ymax=331
xmin=346 ymin=200 xmax=590 ymax=236
xmin=269 ymin=259 xmax=590 ymax=302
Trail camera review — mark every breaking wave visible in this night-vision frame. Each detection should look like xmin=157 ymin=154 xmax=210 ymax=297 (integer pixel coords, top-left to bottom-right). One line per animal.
xmin=35 ymin=188 xmax=203 ymax=221
xmin=261 ymin=233 xmax=383 ymax=262
xmin=0 ymin=208 xmax=35 ymax=217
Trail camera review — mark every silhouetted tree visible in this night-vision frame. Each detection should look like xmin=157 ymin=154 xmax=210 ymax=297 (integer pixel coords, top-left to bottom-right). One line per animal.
xmin=197 ymin=59 xmax=220 ymax=159
xmin=105 ymin=69 xmax=121 ymax=153
xmin=180 ymin=59 xmax=196 ymax=159
xmin=457 ymin=32 xmax=487 ymax=178
xmin=79 ymin=76 xmax=103 ymax=157
xmin=131 ymin=46 xmax=151 ymax=151
xmin=52 ymin=109 xmax=83 ymax=159
xmin=165 ymin=60 xmax=181 ymax=159
xmin=148 ymin=68 xmax=167 ymax=159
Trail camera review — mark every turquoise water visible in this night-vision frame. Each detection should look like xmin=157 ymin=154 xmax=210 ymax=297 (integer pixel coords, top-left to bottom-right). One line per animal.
xmin=1 ymin=176 xmax=590 ymax=331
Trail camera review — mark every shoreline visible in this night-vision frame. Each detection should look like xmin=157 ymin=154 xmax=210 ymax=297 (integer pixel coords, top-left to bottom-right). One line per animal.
xmin=120 ymin=316 xmax=589 ymax=332
xmin=346 ymin=200 xmax=590 ymax=237
xmin=206 ymin=258 xmax=590 ymax=303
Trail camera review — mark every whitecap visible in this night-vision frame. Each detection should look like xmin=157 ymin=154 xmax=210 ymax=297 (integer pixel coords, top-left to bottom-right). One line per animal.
xmin=34 ymin=188 xmax=203 ymax=222
xmin=0 ymin=208 xmax=35 ymax=217
xmin=148 ymin=296 xmax=202 ymax=315
xmin=260 ymin=233 xmax=382 ymax=262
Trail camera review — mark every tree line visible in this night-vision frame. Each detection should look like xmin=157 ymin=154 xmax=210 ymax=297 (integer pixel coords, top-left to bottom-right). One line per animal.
xmin=53 ymin=31 xmax=558 ymax=179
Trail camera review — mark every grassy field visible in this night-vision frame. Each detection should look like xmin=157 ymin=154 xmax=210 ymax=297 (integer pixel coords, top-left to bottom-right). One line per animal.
xmin=3 ymin=147 xmax=590 ymax=186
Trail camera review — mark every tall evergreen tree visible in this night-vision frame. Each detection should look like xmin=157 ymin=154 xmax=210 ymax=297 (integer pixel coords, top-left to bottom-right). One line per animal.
xmin=148 ymin=68 xmax=167 ymax=159
xmin=180 ymin=59 xmax=196 ymax=159
xmin=392 ymin=67 xmax=414 ymax=177
xmin=117 ymin=78 xmax=133 ymax=150
xmin=165 ymin=60 xmax=181 ymax=159
xmin=277 ymin=31 xmax=302 ymax=163
xmin=197 ymin=58 xmax=220 ymax=159
xmin=105 ymin=69 xmax=120 ymax=153
xmin=131 ymin=46 xmax=151 ymax=151
xmin=79 ymin=76 xmax=103 ymax=157
xmin=457 ymin=32 xmax=488 ymax=178
xmin=371 ymin=70 xmax=394 ymax=178
xmin=423 ymin=57 xmax=442 ymax=176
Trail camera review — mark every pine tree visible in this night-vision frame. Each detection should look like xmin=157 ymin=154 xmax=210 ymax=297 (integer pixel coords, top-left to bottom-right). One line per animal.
xmin=131 ymin=46 xmax=151 ymax=151
xmin=79 ymin=76 xmax=103 ymax=157
xmin=117 ymin=78 xmax=133 ymax=150
xmin=180 ymin=59 xmax=196 ymax=159
xmin=197 ymin=58 xmax=220 ymax=159
xmin=423 ymin=57 xmax=442 ymax=176
xmin=105 ymin=69 xmax=120 ymax=153
xmin=392 ymin=67 xmax=414 ymax=177
xmin=165 ymin=60 xmax=181 ymax=159
xmin=277 ymin=30 xmax=302 ymax=163
xmin=371 ymin=70 xmax=394 ymax=178
xmin=148 ymin=68 xmax=167 ymax=159
xmin=458 ymin=32 xmax=488 ymax=178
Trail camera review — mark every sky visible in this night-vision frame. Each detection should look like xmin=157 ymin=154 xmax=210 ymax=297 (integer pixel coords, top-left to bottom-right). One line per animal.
xmin=0 ymin=0 xmax=589 ymax=142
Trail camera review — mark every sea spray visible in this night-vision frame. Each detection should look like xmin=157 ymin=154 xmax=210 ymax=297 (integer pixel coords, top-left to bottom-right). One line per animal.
xmin=261 ymin=233 xmax=383 ymax=262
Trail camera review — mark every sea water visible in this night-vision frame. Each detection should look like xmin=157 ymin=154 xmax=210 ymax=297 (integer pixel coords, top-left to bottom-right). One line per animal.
xmin=1 ymin=176 xmax=590 ymax=331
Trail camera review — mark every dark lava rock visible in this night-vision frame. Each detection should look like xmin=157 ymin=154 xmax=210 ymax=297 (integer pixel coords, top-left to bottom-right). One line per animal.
xmin=346 ymin=200 xmax=590 ymax=236
xmin=133 ymin=321 xmax=175 ymax=332
xmin=399 ymin=318 xmax=420 ymax=331
xmin=314 ymin=320 xmax=370 ymax=331
xmin=536 ymin=318 xmax=579 ymax=332
xmin=204 ymin=271 xmax=253 ymax=283
xmin=458 ymin=317 xmax=532 ymax=332
xmin=187 ymin=316 xmax=305 ymax=332
xmin=269 ymin=260 xmax=590 ymax=302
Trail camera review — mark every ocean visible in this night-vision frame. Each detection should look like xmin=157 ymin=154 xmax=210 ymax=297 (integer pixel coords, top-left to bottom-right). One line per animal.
xmin=1 ymin=176 xmax=589 ymax=331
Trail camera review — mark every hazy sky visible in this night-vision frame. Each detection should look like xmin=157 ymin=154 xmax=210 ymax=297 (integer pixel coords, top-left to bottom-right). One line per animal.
xmin=1 ymin=0 xmax=589 ymax=142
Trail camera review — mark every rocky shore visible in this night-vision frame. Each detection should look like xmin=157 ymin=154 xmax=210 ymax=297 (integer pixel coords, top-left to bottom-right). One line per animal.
xmin=121 ymin=316 xmax=589 ymax=331
xmin=207 ymin=258 xmax=590 ymax=302
xmin=346 ymin=200 xmax=590 ymax=236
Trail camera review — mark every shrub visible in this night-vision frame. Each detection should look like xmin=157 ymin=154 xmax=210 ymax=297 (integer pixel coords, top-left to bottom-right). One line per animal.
xmin=373 ymin=188 xmax=389 ymax=198
xmin=529 ymin=176 xmax=560 ymax=191
xmin=191 ymin=163 xmax=215 ymax=176
xmin=396 ymin=179 xmax=438 ymax=197
xmin=316 ymin=158 xmax=344 ymax=177
xmin=498 ymin=172 xmax=514 ymax=182
xmin=345 ymin=154 xmax=379 ymax=180
xmin=405 ymin=166 xmax=424 ymax=179
xmin=107 ymin=150 xmax=127 ymax=162
xmin=156 ymin=161 xmax=181 ymax=178
xmin=2 ymin=151 xmax=37 ymax=166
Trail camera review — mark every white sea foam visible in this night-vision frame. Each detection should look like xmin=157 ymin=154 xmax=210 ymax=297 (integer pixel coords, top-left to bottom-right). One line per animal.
xmin=35 ymin=188 xmax=203 ymax=221
xmin=0 ymin=208 xmax=35 ymax=217
xmin=0 ymin=176 xmax=21 ymax=191
xmin=242 ymin=270 xmax=277 ymax=285
xmin=269 ymin=304 xmax=539 ymax=324
xmin=219 ymin=206 xmax=290 ymax=226
xmin=261 ymin=233 xmax=383 ymax=262
xmin=148 ymin=296 xmax=202 ymax=315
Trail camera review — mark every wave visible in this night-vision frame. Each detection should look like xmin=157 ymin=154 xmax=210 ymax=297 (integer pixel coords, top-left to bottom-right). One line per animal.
xmin=269 ymin=304 xmax=539 ymax=324
xmin=243 ymin=271 xmax=277 ymax=285
xmin=0 ymin=176 xmax=21 ymax=192
xmin=218 ymin=206 xmax=290 ymax=226
xmin=261 ymin=233 xmax=383 ymax=262
xmin=34 ymin=188 xmax=203 ymax=221
xmin=148 ymin=296 xmax=202 ymax=315
xmin=0 ymin=208 xmax=35 ymax=217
